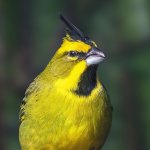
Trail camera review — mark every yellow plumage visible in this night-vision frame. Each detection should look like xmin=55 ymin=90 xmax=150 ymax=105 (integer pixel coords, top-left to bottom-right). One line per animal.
xmin=19 ymin=15 xmax=112 ymax=150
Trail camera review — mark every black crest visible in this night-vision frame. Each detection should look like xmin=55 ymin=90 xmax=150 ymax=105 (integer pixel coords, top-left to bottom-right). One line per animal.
xmin=60 ymin=14 xmax=94 ymax=46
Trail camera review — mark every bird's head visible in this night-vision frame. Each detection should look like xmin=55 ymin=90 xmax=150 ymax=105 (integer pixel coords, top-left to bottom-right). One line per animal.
xmin=44 ymin=14 xmax=105 ymax=96
xmin=55 ymin=34 xmax=105 ymax=67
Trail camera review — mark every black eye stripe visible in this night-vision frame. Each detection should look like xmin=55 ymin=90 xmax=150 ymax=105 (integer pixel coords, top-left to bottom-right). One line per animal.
xmin=78 ymin=52 xmax=86 ymax=58
xmin=67 ymin=51 xmax=86 ymax=58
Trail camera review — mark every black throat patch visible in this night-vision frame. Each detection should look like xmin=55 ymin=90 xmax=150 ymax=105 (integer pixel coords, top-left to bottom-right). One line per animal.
xmin=74 ymin=65 xmax=98 ymax=96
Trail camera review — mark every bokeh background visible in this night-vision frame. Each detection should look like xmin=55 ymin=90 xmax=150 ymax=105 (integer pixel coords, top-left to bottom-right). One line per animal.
xmin=1 ymin=0 xmax=150 ymax=150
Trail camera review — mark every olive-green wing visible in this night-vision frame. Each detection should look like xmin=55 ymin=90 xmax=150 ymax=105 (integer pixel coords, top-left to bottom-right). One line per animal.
xmin=19 ymin=80 xmax=38 ymax=123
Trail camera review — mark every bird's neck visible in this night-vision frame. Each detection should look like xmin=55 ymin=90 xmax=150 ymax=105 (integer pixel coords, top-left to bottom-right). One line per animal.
xmin=52 ymin=61 xmax=99 ymax=97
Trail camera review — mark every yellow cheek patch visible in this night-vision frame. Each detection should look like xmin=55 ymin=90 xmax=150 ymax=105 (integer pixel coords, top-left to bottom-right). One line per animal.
xmin=54 ymin=61 xmax=87 ymax=91
xmin=67 ymin=56 xmax=78 ymax=61
xmin=58 ymin=38 xmax=91 ymax=54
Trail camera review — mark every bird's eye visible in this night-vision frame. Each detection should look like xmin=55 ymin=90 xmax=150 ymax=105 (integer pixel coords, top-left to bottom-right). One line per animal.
xmin=68 ymin=51 xmax=78 ymax=57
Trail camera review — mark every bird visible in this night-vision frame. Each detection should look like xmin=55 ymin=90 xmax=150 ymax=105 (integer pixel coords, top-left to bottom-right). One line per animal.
xmin=19 ymin=14 xmax=112 ymax=150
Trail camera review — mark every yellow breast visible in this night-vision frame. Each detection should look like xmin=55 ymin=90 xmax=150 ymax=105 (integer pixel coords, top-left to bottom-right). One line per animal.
xmin=19 ymin=79 xmax=112 ymax=150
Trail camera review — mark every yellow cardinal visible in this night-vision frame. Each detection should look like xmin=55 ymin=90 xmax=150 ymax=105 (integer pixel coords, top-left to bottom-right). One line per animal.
xmin=19 ymin=14 xmax=112 ymax=150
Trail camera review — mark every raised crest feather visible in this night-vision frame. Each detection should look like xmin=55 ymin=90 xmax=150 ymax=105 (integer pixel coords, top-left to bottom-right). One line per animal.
xmin=60 ymin=13 xmax=96 ymax=46
xmin=59 ymin=14 xmax=84 ymax=39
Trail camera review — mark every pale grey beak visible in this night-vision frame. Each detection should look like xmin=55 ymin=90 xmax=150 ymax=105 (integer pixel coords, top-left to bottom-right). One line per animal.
xmin=86 ymin=47 xmax=105 ymax=66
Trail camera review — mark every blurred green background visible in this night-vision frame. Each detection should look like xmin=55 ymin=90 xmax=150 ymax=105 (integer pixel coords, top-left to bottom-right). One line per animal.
xmin=1 ymin=0 xmax=150 ymax=150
